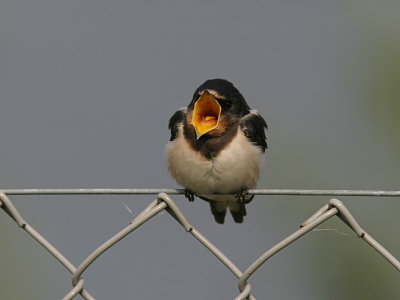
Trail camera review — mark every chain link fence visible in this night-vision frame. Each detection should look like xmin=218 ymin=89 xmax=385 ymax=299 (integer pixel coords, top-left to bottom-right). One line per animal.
xmin=1 ymin=189 xmax=399 ymax=299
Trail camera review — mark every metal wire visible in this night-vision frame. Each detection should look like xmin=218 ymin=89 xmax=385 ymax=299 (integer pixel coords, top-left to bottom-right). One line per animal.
xmin=1 ymin=189 xmax=399 ymax=299
xmin=2 ymin=188 xmax=400 ymax=196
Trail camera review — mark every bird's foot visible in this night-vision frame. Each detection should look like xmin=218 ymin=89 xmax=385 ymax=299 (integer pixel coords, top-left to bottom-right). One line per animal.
xmin=184 ymin=189 xmax=196 ymax=202
xmin=236 ymin=189 xmax=251 ymax=203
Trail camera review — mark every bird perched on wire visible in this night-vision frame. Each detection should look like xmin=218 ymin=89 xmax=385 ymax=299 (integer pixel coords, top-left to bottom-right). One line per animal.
xmin=166 ymin=79 xmax=267 ymax=224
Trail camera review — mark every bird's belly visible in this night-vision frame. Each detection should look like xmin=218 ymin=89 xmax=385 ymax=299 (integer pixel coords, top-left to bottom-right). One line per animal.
xmin=166 ymin=130 xmax=263 ymax=196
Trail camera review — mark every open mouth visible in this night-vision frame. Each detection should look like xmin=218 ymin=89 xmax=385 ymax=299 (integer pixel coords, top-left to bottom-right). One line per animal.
xmin=192 ymin=91 xmax=221 ymax=139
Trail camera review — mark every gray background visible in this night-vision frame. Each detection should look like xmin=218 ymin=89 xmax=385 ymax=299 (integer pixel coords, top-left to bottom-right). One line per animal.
xmin=1 ymin=1 xmax=399 ymax=299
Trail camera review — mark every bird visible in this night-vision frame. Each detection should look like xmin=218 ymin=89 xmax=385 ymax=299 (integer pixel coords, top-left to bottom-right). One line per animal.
xmin=166 ymin=78 xmax=267 ymax=224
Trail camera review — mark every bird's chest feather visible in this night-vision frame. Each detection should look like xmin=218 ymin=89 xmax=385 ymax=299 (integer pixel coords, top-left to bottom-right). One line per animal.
xmin=166 ymin=126 xmax=263 ymax=194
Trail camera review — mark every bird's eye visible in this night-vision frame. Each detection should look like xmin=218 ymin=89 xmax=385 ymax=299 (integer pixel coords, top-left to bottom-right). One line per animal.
xmin=220 ymin=99 xmax=233 ymax=109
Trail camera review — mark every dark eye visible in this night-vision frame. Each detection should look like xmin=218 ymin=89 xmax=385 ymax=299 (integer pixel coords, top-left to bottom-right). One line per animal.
xmin=220 ymin=99 xmax=233 ymax=109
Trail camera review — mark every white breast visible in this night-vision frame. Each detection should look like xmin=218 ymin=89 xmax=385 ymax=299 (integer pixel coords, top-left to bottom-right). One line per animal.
xmin=166 ymin=125 xmax=263 ymax=198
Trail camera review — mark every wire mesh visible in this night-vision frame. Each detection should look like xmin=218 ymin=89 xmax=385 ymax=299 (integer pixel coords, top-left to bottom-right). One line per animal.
xmin=1 ymin=189 xmax=399 ymax=299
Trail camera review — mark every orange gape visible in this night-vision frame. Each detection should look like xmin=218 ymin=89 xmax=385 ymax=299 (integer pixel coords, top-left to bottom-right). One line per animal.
xmin=192 ymin=90 xmax=221 ymax=139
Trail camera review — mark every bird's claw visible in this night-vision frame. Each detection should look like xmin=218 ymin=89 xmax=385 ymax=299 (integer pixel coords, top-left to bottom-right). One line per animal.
xmin=236 ymin=189 xmax=250 ymax=203
xmin=184 ymin=189 xmax=196 ymax=202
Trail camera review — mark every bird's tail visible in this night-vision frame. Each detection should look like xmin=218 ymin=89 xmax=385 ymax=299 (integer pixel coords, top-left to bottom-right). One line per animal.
xmin=209 ymin=201 xmax=227 ymax=224
xmin=228 ymin=201 xmax=247 ymax=223
xmin=206 ymin=193 xmax=254 ymax=224
xmin=209 ymin=199 xmax=251 ymax=224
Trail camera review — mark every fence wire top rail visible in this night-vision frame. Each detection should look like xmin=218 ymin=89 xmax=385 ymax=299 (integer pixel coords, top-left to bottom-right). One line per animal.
xmin=2 ymin=188 xmax=400 ymax=196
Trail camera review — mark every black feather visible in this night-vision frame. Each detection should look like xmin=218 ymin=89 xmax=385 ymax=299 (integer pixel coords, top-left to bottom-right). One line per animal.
xmin=168 ymin=109 xmax=186 ymax=141
xmin=230 ymin=203 xmax=247 ymax=224
xmin=209 ymin=201 xmax=226 ymax=224
xmin=240 ymin=112 xmax=268 ymax=152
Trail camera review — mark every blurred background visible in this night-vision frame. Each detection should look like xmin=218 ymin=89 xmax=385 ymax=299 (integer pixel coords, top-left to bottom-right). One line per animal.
xmin=1 ymin=1 xmax=399 ymax=299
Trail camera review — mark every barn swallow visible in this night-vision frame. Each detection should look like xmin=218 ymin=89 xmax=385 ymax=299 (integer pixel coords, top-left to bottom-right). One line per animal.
xmin=166 ymin=79 xmax=267 ymax=224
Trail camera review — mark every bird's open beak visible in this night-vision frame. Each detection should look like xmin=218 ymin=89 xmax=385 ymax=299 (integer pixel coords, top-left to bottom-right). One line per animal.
xmin=192 ymin=91 xmax=221 ymax=139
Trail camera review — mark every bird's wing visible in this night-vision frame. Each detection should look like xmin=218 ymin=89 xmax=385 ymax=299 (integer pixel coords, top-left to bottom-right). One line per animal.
xmin=168 ymin=108 xmax=186 ymax=141
xmin=239 ymin=110 xmax=268 ymax=152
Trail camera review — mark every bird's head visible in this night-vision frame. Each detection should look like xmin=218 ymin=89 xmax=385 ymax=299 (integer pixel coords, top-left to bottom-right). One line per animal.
xmin=187 ymin=79 xmax=250 ymax=139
